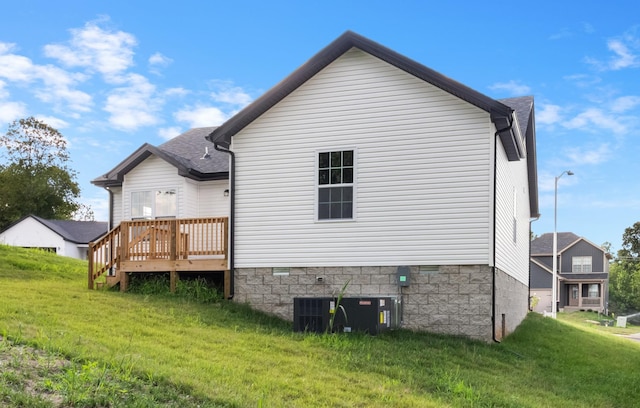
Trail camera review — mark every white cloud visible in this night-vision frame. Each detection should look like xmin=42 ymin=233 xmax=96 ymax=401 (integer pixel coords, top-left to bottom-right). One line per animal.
xmin=563 ymin=108 xmax=627 ymax=134
xmin=164 ymin=87 xmax=189 ymax=97
xmin=35 ymin=115 xmax=69 ymax=129
xmin=537 ymin=104 xmax=563 ymax=125
xmin=585 ymin=33 xmax=640 ymax=71
xmin=607 ymin=39 xmax=638 ymax=70
xmin=158 ymin=126 xmax=183 ymax=140
xmin=488 ymin=80 xmax=531 ymax=96
xmin=0 ymin=101 xmax=27 ymax=123
xmin=149 ymin=52 xmax=172 ymax=67
xmin=0 ymin=41 xmax=92 ymax=112
xmin=537 ymin=170 xmax=577 ymax=193
xmin=44 ymin=19 xmax=137 ymax=83
xmin=0 ymin=79 xmax=8 ymax=99
xmin=148 ymin=52 xmax=173 ymax=76
xmin=565 ymin=143 xmax=611 ymax=165
xmin=611 ymin=95 xmax=640 ymax=113
xmin=104 ymin=74 xmax=161 ymax=130
xmin=175 ymin=105 xmax=228 ymax=128
xmin=0 ymin=48 xmax=39 ymax=82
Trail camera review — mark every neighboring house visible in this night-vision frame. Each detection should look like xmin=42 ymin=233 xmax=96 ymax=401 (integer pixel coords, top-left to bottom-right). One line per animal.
xmin=205 ymin=31 xmax=539 ymax=341
xmin=530 ymin=232 xmax=610 ymax=314
xmin=0 ymin=215 xmax=107 ymax=260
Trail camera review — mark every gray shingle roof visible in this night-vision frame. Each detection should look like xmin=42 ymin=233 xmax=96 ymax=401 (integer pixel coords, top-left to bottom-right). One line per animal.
xmin=92 ymin=127 xmax=229 ymax=187
xmin=530 ymin=232 xmax=581 ymax=255
xmin=32 ymin=216 xmax=108 ymax=243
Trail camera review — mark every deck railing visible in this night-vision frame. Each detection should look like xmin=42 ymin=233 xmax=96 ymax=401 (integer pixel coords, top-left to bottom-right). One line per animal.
xmin=88 ymin=217 xmax=228 ymax=289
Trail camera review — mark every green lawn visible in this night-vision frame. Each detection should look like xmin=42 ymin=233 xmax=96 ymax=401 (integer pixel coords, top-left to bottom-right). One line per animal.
xmin=1 ymin=245 xmax=638 ymax=407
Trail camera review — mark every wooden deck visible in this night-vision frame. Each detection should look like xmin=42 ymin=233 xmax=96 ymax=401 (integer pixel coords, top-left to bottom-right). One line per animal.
xmin=88 ymin=217 xmax=229 ymax=297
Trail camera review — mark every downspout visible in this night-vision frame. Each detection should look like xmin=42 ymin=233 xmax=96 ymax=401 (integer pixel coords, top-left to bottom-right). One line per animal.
xmin=213 ymin=142 xmax=235 ymax=299
xmin=528 ymin=215 xmax=541 ymax=311
xmin=492 ymin=121 xmax=513 ymax=343
xmin=106 ymin=187 xmax=114 ymax=231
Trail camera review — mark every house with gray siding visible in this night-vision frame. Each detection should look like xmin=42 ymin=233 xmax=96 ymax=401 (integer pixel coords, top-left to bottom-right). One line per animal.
xmin=206 ymin=31 xmax=539 ymax=341
xmin=530 ymin=232 xmax=610 ymax=314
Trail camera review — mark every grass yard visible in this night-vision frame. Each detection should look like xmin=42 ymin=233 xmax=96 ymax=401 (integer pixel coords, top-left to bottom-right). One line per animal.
xmin=1 ymin=245 xmax=639 ymax=407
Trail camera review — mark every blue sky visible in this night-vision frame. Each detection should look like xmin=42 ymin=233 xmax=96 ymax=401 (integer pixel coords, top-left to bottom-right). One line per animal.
xmin=0 ymin=1 xmax=639 ymax=252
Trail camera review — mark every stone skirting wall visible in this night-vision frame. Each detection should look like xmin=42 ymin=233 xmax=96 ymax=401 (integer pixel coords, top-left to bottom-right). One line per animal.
xmin=493 ymin=267 xmax=529 ymax=340
xmin=233 ymin=264 xmax=527 ymax=341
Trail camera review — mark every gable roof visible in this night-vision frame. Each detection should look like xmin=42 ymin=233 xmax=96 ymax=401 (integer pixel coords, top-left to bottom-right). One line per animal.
xmin=531 ymin=232 xmax=590 ymax=255
xmin=500 ymin=96 xmax=539 ymax=218
xmin=1 ymin=215 xmax=108 ymax=244
xmin=208 ymin=31 xmax=522 ymax=159
xmin=206 ymin=30 xmax=538 ymax=216
xmin=92 ymin=127 xmax=229 ymax=188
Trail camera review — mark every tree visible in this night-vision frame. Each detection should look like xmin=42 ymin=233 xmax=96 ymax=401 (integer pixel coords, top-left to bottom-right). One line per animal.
xmin=609 ymin=221 xmax=640 ymax=314
xmin=620 ymin=222 xmax=640 ymax=259
xmin=0 ymin=117 xmax=84 ymax=229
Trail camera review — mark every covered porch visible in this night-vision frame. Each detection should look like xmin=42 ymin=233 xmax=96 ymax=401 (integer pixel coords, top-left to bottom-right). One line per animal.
xmin=88 ymin=217 xmax=229 ymax=297
xmin=560 ymin=279 xmax=607 ymax=313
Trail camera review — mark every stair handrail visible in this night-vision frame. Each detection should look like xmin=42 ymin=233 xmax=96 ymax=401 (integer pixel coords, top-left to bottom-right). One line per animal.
xmin=88 ymin=224 xmax=122 ymax=289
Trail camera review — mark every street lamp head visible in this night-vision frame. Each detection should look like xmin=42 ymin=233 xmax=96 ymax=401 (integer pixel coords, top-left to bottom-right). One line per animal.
xmin=567 ymin=170 xmax=574 ymax=176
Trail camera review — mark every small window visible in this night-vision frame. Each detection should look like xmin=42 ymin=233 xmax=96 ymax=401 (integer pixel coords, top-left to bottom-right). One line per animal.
xmin=317 ymin=150 xmax=354 ymax=220
xmin=572 ymin=256 xmax=592 ymax=273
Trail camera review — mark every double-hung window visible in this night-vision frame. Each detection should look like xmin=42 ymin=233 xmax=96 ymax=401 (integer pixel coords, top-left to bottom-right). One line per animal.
xmin=317 ymin=150 xmax=354 ymax=220
xmin=572 ymin=256 xmax=592 ymax=273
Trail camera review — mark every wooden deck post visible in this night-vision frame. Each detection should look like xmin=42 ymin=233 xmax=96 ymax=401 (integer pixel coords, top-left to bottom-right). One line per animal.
xmin=170 ymin=271 xmax=178 ymax=293
xmin=224 ymin=269 xmax=231 ymax=299
xmin=169 ymin=220 xmax=178 ymax=293
xmin=121 ymin=272 xmax=129 ymax=292
xmin=88 ymin=242 xmax=95 ymax=289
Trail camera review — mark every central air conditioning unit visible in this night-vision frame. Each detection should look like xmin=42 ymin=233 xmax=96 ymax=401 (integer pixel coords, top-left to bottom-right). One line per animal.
xmin=293 ymin=296 xmax=401 ymax=335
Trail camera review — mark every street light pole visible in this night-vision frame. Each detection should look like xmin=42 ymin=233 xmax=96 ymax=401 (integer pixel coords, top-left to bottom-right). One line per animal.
xmin=552 ymin=170 xmax=574 ymax=319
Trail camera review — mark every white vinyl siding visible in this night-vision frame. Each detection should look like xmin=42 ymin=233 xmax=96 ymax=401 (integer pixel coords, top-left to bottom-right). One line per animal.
xmin=231 ymin=48 xmax=493 ymax=267
xmin=111 ymin=187 xmax=123 ymax=226
xmin=123 ymin=156 xmax=184 ymax=219
xmin=494 ymin=123 xmax=530 ymax=285
xmin=196 ymin=179 xmax=230 ymax=217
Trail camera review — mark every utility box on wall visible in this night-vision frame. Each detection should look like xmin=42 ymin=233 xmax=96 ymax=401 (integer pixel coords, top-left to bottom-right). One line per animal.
xmin=397 ymin=266 xmax=410 ymax=287
xmin=293 ymin=296 xmax=401 ymax=335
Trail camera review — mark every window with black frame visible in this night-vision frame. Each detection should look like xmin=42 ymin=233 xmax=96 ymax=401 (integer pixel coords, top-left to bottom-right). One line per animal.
xmin=318 ymin=150 xmax=354 ymax=220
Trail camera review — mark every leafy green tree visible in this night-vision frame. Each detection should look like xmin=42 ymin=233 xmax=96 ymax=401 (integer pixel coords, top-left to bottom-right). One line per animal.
xmin=620 ymin=222 xmax=640 ymax=259
xmin=609 ymin=260 xmax=640 ymax=314
xmin=609 ymin=221 xmax=640 ymax=314
xmin=0 ymin=117 xmax=83 ymax=229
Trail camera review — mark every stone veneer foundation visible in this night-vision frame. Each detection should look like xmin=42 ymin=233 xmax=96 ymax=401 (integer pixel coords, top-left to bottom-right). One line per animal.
xmin=233 ymin=264 xmax=529 ymax=342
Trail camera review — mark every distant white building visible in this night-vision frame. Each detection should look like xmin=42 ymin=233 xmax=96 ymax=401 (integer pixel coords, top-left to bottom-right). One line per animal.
xmin=0 ymin=215 xmax=108 ymax=260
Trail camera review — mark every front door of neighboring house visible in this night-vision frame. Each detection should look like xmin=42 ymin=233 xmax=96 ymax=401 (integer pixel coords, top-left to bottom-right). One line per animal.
xmin=569 ymin=284 xmax=579 ymax=306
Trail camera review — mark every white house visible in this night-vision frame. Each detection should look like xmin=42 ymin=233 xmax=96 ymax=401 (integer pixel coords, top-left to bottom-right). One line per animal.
xmin=0 ymin=215 xmax=108 ymax=260
xmin=206 ymin=31 xmax=539 ymax=341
